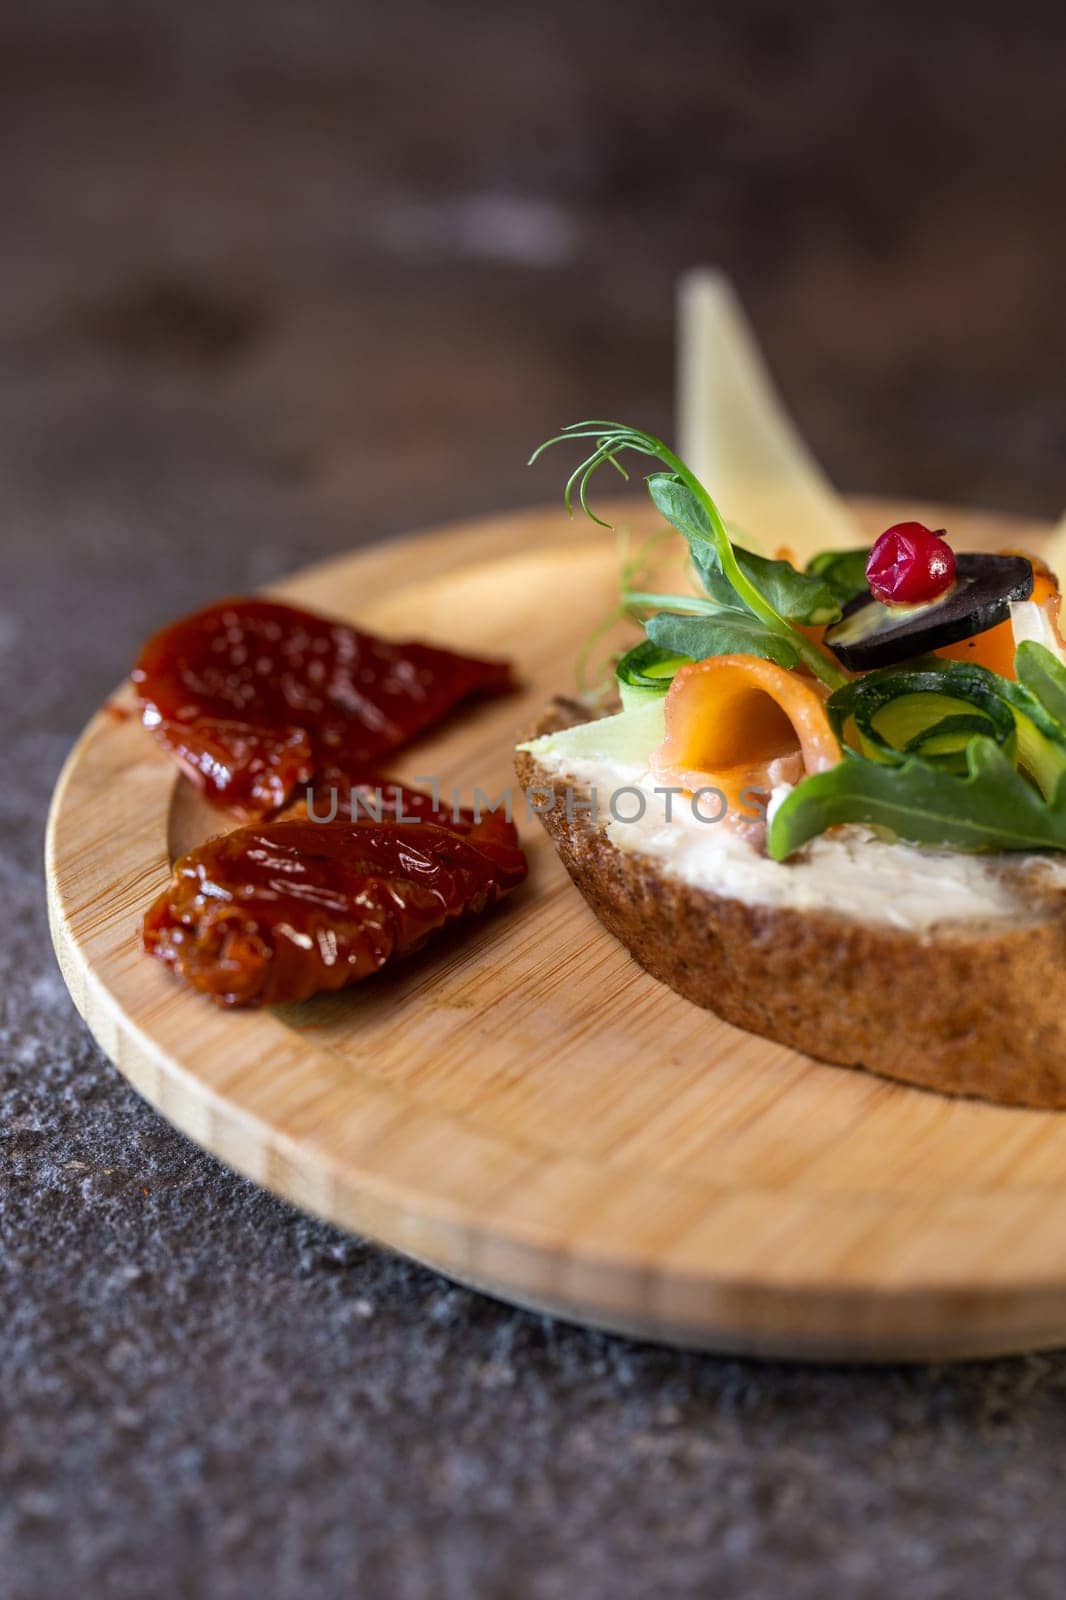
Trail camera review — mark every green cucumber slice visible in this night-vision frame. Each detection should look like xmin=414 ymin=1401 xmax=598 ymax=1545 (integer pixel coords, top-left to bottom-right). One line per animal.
xmin=615 ymin=640 xmax=690 ymax=709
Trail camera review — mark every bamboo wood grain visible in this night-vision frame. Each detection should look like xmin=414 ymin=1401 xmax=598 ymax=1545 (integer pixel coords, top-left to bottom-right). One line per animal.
xmin=45 ymin=498 xmax=1066 ymax=1361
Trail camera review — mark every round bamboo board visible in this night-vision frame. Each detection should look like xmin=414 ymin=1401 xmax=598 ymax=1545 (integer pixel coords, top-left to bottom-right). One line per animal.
xmin=46 ymin=498 xmax=1066 ymax=1362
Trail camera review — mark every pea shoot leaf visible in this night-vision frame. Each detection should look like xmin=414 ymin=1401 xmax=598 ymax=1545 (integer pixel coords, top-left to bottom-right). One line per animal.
xmin=646 ymin=474 xmax=842 ymax=626
xmin=646 ymin=610 xmax=802 ymax=671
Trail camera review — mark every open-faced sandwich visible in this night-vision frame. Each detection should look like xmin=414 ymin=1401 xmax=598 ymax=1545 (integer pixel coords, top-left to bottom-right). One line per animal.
xmin=516 ymin=418 xmax=1066 ymax=1109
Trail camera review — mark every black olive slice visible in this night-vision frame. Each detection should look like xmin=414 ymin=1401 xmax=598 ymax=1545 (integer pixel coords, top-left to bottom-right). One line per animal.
xmin=824 ymin=554 xmax=1034 ymax=672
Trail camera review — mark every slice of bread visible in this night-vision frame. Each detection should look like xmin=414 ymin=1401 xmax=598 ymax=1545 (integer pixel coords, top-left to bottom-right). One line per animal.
xmin=516 ymin=702 xmax=1066 ymax=1109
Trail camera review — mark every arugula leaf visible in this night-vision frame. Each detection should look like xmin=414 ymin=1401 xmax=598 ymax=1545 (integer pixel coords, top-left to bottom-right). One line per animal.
xmin=768 ymin=738 xmax=1066 ymax=860
xmin=805 ymin=547 xmax=872 ymax=607
xmin=647 ymin=474 xmax=842 ymax=625
xmin=647 ymin=610 xmax=802 ymax=670
xmin=1016 ymin=640 xmax=1066 ymax=727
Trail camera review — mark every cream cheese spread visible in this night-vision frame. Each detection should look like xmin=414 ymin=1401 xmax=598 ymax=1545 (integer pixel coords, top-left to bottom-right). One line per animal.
xmin=529 ymin=748 xmax=1063 ymax=932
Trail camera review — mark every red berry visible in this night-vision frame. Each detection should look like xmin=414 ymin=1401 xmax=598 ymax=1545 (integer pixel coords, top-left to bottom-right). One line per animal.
xmin=865 ymin=522 xmax=956 ymax=605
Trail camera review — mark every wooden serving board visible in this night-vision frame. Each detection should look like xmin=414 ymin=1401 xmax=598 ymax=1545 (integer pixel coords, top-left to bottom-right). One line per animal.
xmin=46 ymin=498 xmax=1066 ymax=1362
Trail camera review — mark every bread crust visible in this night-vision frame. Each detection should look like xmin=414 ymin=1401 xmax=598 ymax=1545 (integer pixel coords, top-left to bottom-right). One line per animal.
xmin=516 ymin=703 xmax=1066 ymax=1109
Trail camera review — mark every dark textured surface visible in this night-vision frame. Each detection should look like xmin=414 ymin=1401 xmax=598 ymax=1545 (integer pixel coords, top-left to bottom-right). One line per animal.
xmin=5 ymin=4 xmax=1066 ymax=1596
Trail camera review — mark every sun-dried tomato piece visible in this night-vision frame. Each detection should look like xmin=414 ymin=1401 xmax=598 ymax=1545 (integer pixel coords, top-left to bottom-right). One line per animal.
xmin=142 ymin=812 xmax=527 ymax=1008
xmin=132 ymin=598 xmax=515 ymax=816
xmin=291 ymin=763 xmax=513 ymax=840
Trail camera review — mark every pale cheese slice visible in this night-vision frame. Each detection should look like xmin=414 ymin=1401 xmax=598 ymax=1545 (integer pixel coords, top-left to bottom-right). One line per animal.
xmin=677 ymin=270 xmax=864 ymax=564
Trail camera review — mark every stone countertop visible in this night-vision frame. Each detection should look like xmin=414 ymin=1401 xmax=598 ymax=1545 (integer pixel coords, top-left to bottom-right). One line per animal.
xmin=4 ymin=5 xmax=1066 ymax=1597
